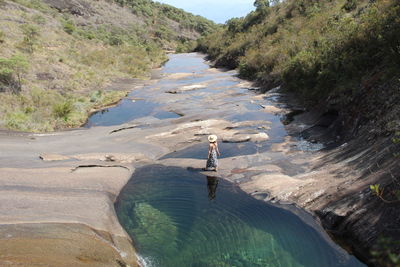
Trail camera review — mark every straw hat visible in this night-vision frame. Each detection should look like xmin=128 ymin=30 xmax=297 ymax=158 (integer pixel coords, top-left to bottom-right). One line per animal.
xmin=208 ymin=135 xmax=218 ymax=143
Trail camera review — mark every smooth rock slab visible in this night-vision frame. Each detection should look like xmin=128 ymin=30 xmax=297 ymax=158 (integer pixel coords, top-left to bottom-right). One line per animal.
xmin=0 ymin=223 xmax=136 ymax=267
xmin=0 ymin=166 xmax=135 ymax=266
xmin=241 ymin=173 xmax=314 ymax=202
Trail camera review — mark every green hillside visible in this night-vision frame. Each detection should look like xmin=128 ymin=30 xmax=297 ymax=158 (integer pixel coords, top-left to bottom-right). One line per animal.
xmin=0 ymin=0 xmax=217 ymax=132
xmin=197 ymin=1 xmax=400 ymax=264
xmin=197 ymin=0 xmax=400 ymax=135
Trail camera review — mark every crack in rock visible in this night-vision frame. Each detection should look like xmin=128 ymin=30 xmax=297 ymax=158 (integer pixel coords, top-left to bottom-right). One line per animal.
xmin=70 ymin=165 xmax=130 ymax=172
xmin=109 ymin=125 xmax=138 ymax=134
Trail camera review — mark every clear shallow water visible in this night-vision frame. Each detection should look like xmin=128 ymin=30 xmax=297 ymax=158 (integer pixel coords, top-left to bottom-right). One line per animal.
xmin=84 ymin=54 xmax=211 ymax=127
xmin=162 ymin=53 xmax=210 ymax=74
xmin=116 ymin=165 xmax=364 ymax=267
xmin=160 ymin=142 xmax=271 ymax=160
xmin=84 ymin=99 xmax=159 ymax=127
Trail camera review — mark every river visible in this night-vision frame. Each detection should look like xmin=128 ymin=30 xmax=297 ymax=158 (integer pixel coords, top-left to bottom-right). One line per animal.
xmin=85 ymin=53 xmax=364 ymax=267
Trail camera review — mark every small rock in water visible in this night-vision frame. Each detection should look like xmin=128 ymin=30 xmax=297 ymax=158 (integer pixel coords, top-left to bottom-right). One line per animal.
xmin=250 ymin=132 xmax=269 ymax=142
xmin=222 ymin=134 xmax=251 ymax=143
xmin=260 ymin=105 xmax=282 ymax=114
xmin=180 ymin=84 xmax=206 ymax=91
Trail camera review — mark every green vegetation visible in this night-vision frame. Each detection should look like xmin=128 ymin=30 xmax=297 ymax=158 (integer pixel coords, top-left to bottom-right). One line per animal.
xmin=113 ymin=0 xmax=217 ymax=37
xmin=0 ymin=0 xmax=217 ymax=132
xmin=0 ymin=30 xmax=5 ymax=43
xmin=0 ymin=54 xmax=29 ymax=93
xmin=197 ymin=0 xmax=400 ymax=106
xmin=1 ymin=87 xmax=127 ymax=132
xmin=197 ymin=2 xmax=400 ymax=264
xmin=370 ymin=184 xmax=400 ymax=204
xmin=19 ymin=24 xmax=40 ymax=53
xmin=371 ymin=237 xmax=400 ymax=267
xmin=61 ymin=19 xmax=76 ymax=35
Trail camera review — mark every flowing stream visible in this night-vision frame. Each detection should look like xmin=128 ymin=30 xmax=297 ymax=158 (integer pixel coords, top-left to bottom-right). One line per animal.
xmin=87 ymin=53 xmax=364 ymax=267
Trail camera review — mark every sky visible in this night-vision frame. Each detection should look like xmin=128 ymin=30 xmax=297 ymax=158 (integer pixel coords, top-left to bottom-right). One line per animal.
xmin=156 ymin=0 xmax=255 ymax=24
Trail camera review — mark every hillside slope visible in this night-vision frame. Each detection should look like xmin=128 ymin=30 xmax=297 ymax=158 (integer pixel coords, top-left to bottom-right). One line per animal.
xmin=197 ymin=0 xmax=399 ymax=137
xmin=0 ymin=0 xmax=217 ymax=132
xmin=197 ymin=0 xmax=400 ymax=265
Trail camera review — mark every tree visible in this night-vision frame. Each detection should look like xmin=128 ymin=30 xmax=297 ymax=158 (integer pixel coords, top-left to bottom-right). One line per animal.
xmin=226 ymin=18 xmax=243 ymax=33
xmin=253 ymin=0 xmax=269 ymax=9
xmin=0 ymin=54 xmax=29 ymax=93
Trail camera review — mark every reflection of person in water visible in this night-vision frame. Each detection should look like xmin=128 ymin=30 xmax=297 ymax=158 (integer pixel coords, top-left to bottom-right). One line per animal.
xmin=207 ymin=176 xmax=219 ymax=200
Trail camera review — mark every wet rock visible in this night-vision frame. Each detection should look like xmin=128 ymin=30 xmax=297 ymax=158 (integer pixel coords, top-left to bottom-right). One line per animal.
xmin=316 ymin=210 xmax=346 ymax=230
xmin=180 ymin=84 xmax=206 ymax=91
xmin=281 ymin=110 xmax=305 ymax=125
xmin=166 ymin=73 xmax=194 ymax=79
xmin=250 ymin=132 xmax=269 ymax=142
xmin=315 ymin=110 xmax=339 ymax=127
xmin=260 ymin=105 xmax=283 ymax=114
xmin=166 ymin=84 xmax=207 ymax=94
xmin=222 ymin=134 xmax=251 ymax=143
xmin=252 ymin=192 xmax=269 ymax=201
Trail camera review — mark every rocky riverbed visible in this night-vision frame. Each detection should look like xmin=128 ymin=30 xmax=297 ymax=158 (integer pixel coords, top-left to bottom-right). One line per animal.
xmin=1 ymin=53 xmax=395 ymax=266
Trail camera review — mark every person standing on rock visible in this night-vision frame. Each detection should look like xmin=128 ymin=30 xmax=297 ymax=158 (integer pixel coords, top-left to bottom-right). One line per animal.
xmin=205 ymin=135 xmax=220 ymax=171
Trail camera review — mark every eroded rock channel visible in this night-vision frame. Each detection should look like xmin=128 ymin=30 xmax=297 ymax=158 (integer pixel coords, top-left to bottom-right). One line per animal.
xmin=0 ymin=53 xmax=366 ymax=266
xmin=92 ymin=53 xmax=364 ymax=266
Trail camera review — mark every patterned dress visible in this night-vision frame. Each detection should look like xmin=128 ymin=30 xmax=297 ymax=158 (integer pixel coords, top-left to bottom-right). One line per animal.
xmin=206 ymin=145 xmax=218 ymax=170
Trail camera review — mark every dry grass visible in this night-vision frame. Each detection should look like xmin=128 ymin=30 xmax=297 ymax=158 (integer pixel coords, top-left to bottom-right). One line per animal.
xmin=0 ymin=0 xmax=168 ymax=132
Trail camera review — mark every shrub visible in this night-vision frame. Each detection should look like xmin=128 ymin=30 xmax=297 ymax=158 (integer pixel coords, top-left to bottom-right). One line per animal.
xmin=5 ymin=111 xmax=29 ymax=131
xmin=199 ymin=0 xmax=400 ymax=105
xmin=0 ymin=30 xmax=4 ymax=43
xmin=90 ymin=90 xmax=102 ymax=103
xmin=20 ymin=24 xmax=40 ymax=53
xmin=342 ymin=0 xmax=357 ymax=12
xmin=108 ymin=34 xmax=124 ymax=46
xmin=62 ymin=19 xmax=76 ymax=35
xmin=53 ymin=101 xmax=73 ymax=120
xmin=0 ymin=54 xmax=29 ymax=93
xmin=32 ymin=14 xmax=46 ymax=24
xmin=175 ymin=39 xmax=196 ymax=53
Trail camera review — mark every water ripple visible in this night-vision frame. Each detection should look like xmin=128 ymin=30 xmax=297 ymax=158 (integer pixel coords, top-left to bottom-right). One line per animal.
xmin=116 ymin=165 xmax=364 ymax=267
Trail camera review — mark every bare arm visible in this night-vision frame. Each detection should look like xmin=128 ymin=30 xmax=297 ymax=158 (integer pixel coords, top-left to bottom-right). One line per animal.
xmin=215 ymin=143 xmax=220 ymax=156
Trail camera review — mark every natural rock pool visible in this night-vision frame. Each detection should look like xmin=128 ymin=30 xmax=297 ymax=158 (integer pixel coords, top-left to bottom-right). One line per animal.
xmin=85 ymin=53 xmax=365 ymax=266
xmin=115 ymin=165 xmax=363 ymax=267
